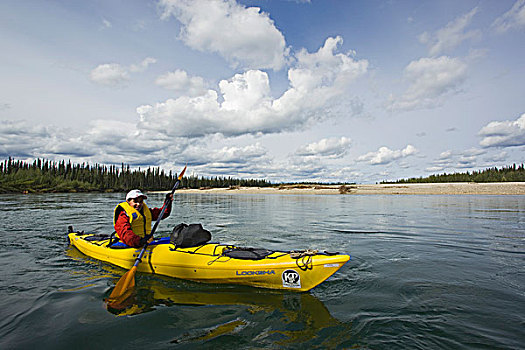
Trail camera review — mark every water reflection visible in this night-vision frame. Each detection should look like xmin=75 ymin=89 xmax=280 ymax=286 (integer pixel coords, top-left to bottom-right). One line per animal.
xmin=109 ymin=280 xmax=344 ymax=346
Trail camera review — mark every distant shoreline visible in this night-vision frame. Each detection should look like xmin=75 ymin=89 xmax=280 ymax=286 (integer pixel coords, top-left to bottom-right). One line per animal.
xmin=173 ymin=182 xmax=525 ymax=195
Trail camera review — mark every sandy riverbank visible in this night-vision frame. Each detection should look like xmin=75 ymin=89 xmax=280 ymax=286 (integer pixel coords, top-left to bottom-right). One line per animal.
xmin=176 ymin=182 xmax=525 ymax=195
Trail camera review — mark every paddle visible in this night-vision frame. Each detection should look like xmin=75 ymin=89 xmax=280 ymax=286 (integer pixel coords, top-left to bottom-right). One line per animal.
xmin=107 ymin=165 xmax=187 ymax=305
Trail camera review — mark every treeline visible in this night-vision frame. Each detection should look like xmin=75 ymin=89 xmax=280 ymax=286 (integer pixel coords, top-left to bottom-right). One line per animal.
xmin=183 ymin=174 xmax=271 ymax=189
xmin=0 ymin=157 xmax=270 ymax=193
xmin=383 ymin=164 xmax=525 ymax=184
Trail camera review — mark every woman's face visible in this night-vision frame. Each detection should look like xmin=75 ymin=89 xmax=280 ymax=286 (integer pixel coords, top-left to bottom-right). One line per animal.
xmin=128 ymin=197 xmax=144 ymax=211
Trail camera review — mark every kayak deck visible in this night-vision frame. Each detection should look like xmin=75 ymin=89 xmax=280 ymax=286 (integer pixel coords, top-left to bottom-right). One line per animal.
xmin=68 ymin=231 xmax=350 ymax=292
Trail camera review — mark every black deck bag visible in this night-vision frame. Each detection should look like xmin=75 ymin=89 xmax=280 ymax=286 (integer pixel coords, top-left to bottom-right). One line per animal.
xmin=170 ymin=223 xmax=211 ymax=248
xmin=84 ymin=234 xmax=110 ymax=241
xmin=222 ymin=247 xmax=274 ymax=260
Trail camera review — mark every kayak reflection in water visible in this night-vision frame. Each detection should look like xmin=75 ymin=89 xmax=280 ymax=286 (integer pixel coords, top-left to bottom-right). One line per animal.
xmin=105 ymin=278 xmax=348 ymax=346
xmin=113 ymin=189 xmax=173 ymax=248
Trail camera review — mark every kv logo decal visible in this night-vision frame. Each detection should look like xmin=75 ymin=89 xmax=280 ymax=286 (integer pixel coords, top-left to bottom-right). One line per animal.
xmin=282 ymin=269 xmax=301 ymax=288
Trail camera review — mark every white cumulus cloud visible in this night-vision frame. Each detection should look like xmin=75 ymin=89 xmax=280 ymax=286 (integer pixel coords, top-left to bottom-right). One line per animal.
xmin=159 ymin=0 xmax=289 ymax=70
xmin=479 ymin=113 xmax=525 ymax=147
xmin=387 ymin=56 xmax=467 ymax=112
xmin=129 ymin=57 xmax=157 ymax=72
xmin=219 ymin=70 xmax=272 ymax=111
xmin=295 ymin=136 xmax=351 ymax=158
xmin=357 ymin=145 xmax=417 ymax=165
xmin=90 ymin=63 xmax=130 ymax=86
xmin=289 ymin=36 xmax=367 ymax=93
xmin=137 ymin=37 xmax=368 ymax=137
xmin=155 ymin=69 xmax=208 ymax=96
xmin=90 ymin=58 xmax=157 ymax=86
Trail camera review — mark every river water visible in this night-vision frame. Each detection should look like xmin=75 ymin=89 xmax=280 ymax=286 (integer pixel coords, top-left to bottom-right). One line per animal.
xmin=0 ymin=192 xmax=524 ymax=349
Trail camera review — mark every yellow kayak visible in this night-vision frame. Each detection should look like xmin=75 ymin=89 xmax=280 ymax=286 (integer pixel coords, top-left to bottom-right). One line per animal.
xmin=68 ymin=231 xmax=350 ymax=292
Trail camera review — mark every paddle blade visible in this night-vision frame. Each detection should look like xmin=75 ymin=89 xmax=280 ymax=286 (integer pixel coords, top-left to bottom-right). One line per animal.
xmin=106 ymin=286 xmax=135 ymax=311
xmin=178 ymin=165 xmax=187 ymax=180
xmin=108 ymin=266 xmax=137 ymax=301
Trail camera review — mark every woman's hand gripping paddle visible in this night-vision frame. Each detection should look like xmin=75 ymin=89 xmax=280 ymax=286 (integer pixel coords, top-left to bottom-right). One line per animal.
xmin=106 ymin=166 xmax=187 ymax=307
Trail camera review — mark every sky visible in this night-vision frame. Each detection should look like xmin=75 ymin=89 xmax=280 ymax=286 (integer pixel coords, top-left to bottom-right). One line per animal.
xmin=0 ymin=0 xmax=524 ymax=183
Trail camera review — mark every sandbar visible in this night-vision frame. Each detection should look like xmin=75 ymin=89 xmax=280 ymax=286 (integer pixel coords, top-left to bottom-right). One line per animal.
xmin=175 ymin=182 xmax=525 ymax=195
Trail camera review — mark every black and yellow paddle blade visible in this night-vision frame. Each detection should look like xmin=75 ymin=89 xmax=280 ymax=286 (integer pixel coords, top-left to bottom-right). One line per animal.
xmin=107 ymin=266 xmax=137 ymax=303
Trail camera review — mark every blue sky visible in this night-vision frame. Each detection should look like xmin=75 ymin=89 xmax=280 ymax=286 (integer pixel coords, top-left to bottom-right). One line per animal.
xmin=1 ymin=0 xmax=524 ymax=183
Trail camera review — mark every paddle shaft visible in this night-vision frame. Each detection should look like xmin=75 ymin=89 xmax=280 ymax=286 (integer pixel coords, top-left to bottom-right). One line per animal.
xmin=131 ymin=167 xmax=186 ymax=268
xmin=107 ymin=166 xmax=187 ymax=304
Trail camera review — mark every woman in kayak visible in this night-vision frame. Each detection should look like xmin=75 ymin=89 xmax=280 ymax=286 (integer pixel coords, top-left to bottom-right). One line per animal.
xmin=113 ymin=189 xmax=173 ymax=247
